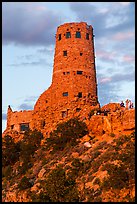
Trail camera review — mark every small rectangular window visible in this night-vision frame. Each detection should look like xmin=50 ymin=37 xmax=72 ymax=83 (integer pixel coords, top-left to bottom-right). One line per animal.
xmin=66 ymin=32 xmax=71 ymax=38
xmin=77 ymin=71 xmax=83 ymax=75
xmin=41 ymin=120 xmax=45 ymax=128
xmin=58 ymin=34 xmax=61 ymax=41
xmin=63 ymin=92 xmax=68 ymax=96
xmin=63 ymin=50 xmax=67 ymax=56
xmin=80 ymin=52 xmax=83 ymax=56
xmin=76 ymin=108 xmax=81 ymax=112
xmin=20 ymin=123 xmax=29 ymax=131
xmin=63 ymin=72 xmax=70 ymax=75
xmin=78 ymin=92 xmax=82 ymax=98
xmin=86 ymin=33 xmax=89 ymax=40
xmin=76 ymin=31 xmax=81 ymax=38
xmin=11 ymin=125 xmax=14 ymax=130
xmin=62 ymin=111 xmax=67 ymax=118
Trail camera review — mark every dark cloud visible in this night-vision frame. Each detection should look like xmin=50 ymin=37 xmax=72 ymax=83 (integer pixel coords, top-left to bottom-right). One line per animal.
xmin=2 ymin=3 xmax=61 ymax=46
xmin=18 ymin=103 xmax=33 ymax=110
xmin=69 ymin=2 xmax=134 ymax=38
xmin=2 ymin=113 xmax=7 ymax=120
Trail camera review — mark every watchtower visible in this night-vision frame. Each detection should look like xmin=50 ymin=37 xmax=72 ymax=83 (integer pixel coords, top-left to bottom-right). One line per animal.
xmin=3 ymin=22 xmax=100 ymax=136
xmin=33 ymin=22 xmax=99 ymax=132
xmin=51 ymin=22 xmax=98 ymax=102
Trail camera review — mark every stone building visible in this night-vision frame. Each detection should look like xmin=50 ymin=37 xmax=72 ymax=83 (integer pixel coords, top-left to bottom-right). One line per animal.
xmin=4 ymin=22 xmax=100 ymax=137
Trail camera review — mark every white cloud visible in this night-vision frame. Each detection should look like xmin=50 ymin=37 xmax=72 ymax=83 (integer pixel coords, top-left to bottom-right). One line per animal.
xmin=119 ymin=2 xmax=131 ymax=6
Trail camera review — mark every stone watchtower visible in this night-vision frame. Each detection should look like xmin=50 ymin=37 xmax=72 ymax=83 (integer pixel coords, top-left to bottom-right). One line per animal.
xmin=4 ymin=22 xmax=100 ymax=137
xmin=32 ymin=22 xmax=100 ymax=133
xmin=52 ymin=22 xmax=97 ymax=100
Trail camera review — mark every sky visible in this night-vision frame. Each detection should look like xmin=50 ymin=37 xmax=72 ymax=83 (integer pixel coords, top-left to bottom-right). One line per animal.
xmin=2 ymin=2 xmax=135 ymax=132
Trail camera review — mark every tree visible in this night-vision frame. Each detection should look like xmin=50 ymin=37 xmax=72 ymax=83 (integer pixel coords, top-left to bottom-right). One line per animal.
xmin=46 ymin=117 xmax=88 ymax=151
xmin=2 ymin=135 xmax=20 ymax=167
xmin=45 ymin=165 xmax=80 ymax=202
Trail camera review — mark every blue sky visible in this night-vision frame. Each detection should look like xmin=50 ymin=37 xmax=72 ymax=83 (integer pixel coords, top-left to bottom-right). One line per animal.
xmin=2 ymin=2 xmax=135 ymax=132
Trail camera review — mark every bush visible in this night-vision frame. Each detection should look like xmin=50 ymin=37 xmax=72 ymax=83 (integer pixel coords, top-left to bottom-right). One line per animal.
xmin=45 ymin=165 xmax=80 ymax=202
xmin=101 ymin=164 xmax=129 ymax=190
xmin=19 ymin=130 xmax=43 ymax=163
xmin=109 ymin=132 xmax=115 ymax=137
xmin=46 ymin=117 xmax=88 ymax=151
xmin=18 ymin=176 xmax=32 ymax=190
xmin=2 ymin=165 xmax=12 ymax=178
xmin=2 ymin=135 xmax=20 ymax=167
xmin=93 ymin=177 xmax=101 ymax=185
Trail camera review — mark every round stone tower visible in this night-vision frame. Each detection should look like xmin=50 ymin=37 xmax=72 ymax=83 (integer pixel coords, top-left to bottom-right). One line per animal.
xmin=33 ymin=22 xmax=99 ymax=133
xmin=51 ymin=22 xmax=97 ymax=102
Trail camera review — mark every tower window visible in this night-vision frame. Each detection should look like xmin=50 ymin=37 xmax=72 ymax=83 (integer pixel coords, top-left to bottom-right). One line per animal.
xmin=11 ymin=125 xmax=14 ymax=130
xmin=41 ymin=120 xmax=45 ymax=128
xmin=62 ymin=111 xmax=67 ymax=118
xmin=77 ymin=71 xmax=83 ymax=75
xmin=63 ymin=92 xmax=68 ymax=96
xmin=58 ymin=34 xmax=61 ymax=41
xmin=86 ymin=33 xmax=89 ymax=40
xmin=76 ymin=108 xmax=81 ymax=112
xmin=63 ymin=72 xmax=70 ymax=75
xmin=63 ymin=50 xmax=67 ymax=56
xmin=66 ymin=32 xmax=71 ymax=38
xmin=76 ymin=31 xmax=81 ymax=38
xmin=80 ymin=52 xmax=83 ymax=56
xmin=20 ymin=123 xmax=29 ymax=131
xmin=78 ymin=92 xmax=82 ymax=98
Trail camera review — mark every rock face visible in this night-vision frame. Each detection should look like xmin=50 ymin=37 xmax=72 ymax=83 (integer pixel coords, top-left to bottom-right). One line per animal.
xmin=88 ymin=104 xmax=135 ymax=136
xmin=3 ymin=22 xmax=100 ymax=138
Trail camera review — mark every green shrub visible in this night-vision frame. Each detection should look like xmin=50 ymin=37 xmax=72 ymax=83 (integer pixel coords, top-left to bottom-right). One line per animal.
xmin=45 ymin=165 xmax=80 ymax=202
xmin=109 ymin=132 xmax=115 ymax=137
xmin=46 ymin=117 xmax=88 ymax=152
xmin=18 ymin=176 xmax=32 ymax=190
xmin=93 ymin=177 xmax=101 ymax=185
xmin=2 ymin=135 xmax=20 ymax=167
xmin=101 ymin=164 xmax=129 ymax=190
xmin=2 ymin=165 xmax=12 ymax=178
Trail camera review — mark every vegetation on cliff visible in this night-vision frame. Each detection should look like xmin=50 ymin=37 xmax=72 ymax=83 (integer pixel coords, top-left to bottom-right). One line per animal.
xmin=2 ymin=118 xmax=135 ymax=202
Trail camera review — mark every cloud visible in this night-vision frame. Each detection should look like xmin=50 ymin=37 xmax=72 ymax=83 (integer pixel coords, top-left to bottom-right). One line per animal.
xmin=2 ymin=113 xmax=7 ymax=120
xmin=96 ymin=50 xmax=116 ymax=62
xmin=69 ymin=2 xmax=135 ymax=38
xmin=112 ymin=31 xmax=134 ymax=41
xmin=118 ymin=2 xmax=131 ymax=6
xmin=18 ymin=103 xmax=33 ymax=110
xmin=24 ymin=96 xmax=38 ymax=103
xmin=98 ymin=80 xmax=120 ymax=106
xmin=2 ymin=2 xmax=61 ymax=46
xmin=122 ymin=55 xmax=135 ymax=63
xmin=8 ymin=58 xmax=51 ymax=67
xmin=99 ymin=77 xmax=112 ymax=84
xmin=111 ymin=72 xmax=135 ymax=83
